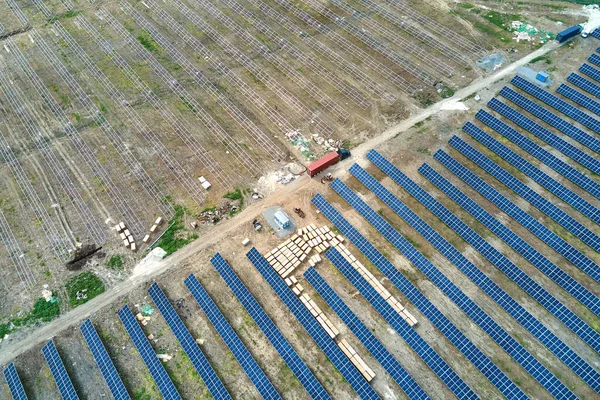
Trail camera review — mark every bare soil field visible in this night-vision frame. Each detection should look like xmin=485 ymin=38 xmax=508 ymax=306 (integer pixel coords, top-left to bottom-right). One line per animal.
xmin=1 ymin=0 xmax=600 ymax=398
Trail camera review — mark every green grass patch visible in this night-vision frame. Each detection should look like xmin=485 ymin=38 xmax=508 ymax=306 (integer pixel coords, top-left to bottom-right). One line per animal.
xmin=65 ymin=272 xmax=105 ymax=307
xmin=0 ymin=297 xmax=60 ymax=338
xmin=152 ymin=205 xmax=198 ymax=256
xmin=223 ymin=188 xmax=244 ymax=207
xmin=105 ymin=255 xmax=124 ymax=271
xmin=137 ymin=30 xmax=161 ymax=53
xmin=48 ymin=10 xmax=81 ymax=23
xmin=457 ymin=2 xmax=474 ymax=8
xmin=483 ymin=10 xmax=523 ymax=31
xmin=530 ymin=55 xmax=552 ymax=64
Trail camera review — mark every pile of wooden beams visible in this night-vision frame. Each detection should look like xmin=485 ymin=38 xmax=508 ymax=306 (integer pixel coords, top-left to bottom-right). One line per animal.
xmin=336 ymin=243 xmax=418 ymax=327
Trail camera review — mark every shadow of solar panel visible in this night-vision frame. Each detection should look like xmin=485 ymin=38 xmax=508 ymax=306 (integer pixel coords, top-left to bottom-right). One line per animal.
xmin=3 ymin=363 xmax=28 ymax=400
xmin=209 ymin=253 xmax=330 ymax=400
xmin=310 ymin=194 xmax=480 ymax=400
xmin=147 ymin=283 xmax=231 ymax=400
xmin=475 ymin=108 xmax=600 ymax=199
xmin=499 ymin=86 xmax=600 ymax=154
xmin=434 ymin=149 xmax=600 ymax=285
xmin=117 ymin=305 xmax=182 ymax=400
xmin=361 ymin=152 xmax=600 ymax=391
xmin=41 ymin=340 xmax=79 ymax=400
xmin=184 ymin=274 xmax=281 ymax=400
xmin=80 ymin=320 xmax=130 ymax=400
xmin=303 ymin=267 xmax=430 ymax=400
xmin=511 ymin=75 xmax=600 ymax=135
xmin=330 ymin=177 xmax=572 ymax=399
xmin=245 ymin=248 xmax=380 ymax=399
xmin=459 ymin=126 xmax=600 ymax=228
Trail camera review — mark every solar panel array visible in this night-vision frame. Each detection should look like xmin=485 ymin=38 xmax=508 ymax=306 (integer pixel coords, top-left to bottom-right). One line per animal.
xmin=245 ymin=247 xmax=381 ymax=399
xmin=582 ymin=58 xmax=600 ymax=82
xmin=363 ymin=150 xmax=600 ymax=389
xmin=565 ymin=73 xmax=600 ymax=101
xmin=303 ymin=266 xmax=431 ymax=400
xmin=41 ymin=340 xmax=79 ymax=400
xmin=433 ymin=150 xmax=600 ymax=285
xmin=499 ymin=86 xmax=600 ymax=154
xmin=329 ymin=178 xmax=571 ymax=399
xmin=117 ymin=305 xmax=182 ymax=400
xmin=462 ymin=122 xmax=600 ymax=224
xmin=511 ymin=75 xmax=600 ymax=135
xmin=449 ymin=135 xmax=600 ymax=252
xmin=475 ymin=109 xmax=600 ymax=200
xmin=80 ymin=320 xmax=130 ymax=400
xmin=147 ymin=283 xmax=231 ymax=400
xmin=184 ymin=274 xmax=282 ymax=400
xmin=209 ymin=253 xmax=330 ymax=399
xmin=311 ymin=194 xmax=479 ymax=400
xmin=3 ymin=363 xmax=28 ymax=400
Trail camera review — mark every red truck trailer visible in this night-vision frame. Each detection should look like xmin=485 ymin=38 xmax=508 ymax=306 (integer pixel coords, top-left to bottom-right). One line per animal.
xmin=306 ymin=151 xmax=340 ymax=177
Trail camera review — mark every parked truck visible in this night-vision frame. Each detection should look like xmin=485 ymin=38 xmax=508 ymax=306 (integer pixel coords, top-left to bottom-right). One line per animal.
xmin=556 ymin=25 xmax=583 ymax=43
xmin=306 ymin=148 xmax=351 ymax=177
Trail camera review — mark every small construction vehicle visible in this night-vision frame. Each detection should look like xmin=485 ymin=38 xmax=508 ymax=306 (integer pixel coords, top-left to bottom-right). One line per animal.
xmin=320 ymin=173 xmax=333 ymax=184
xmin=252 ymin=219 xmax=263 ymax=231
xmin=294 ymin=207 xmax=306 ymax=218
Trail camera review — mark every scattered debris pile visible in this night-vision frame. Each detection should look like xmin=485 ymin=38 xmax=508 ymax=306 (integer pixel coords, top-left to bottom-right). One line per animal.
xmin=476 ymin=53 xmax=507 ymax=71
xmin=509 ymin=21 xmax=555 ymax=43
xmin=199 ymin=199 xmax=241 ymax=224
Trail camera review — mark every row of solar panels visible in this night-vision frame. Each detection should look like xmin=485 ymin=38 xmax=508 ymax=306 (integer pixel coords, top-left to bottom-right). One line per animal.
xmin=310 ymin=152 xmax=599 ymax=399
xmin=302 ymin=53 xmax=600 ymax=397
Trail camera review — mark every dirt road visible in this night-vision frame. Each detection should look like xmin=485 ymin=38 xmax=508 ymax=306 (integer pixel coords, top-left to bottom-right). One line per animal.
xmin=0 ymin=40 xmax=559 ymax=367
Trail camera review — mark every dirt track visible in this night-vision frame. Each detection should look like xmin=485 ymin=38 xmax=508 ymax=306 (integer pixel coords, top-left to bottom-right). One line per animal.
xmin=0 ymin=39 xmax=560 ymax=368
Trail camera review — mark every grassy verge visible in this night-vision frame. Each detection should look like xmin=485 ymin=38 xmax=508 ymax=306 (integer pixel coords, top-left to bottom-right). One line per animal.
xmin=153 ymin=205 xmax=199 ymax=256
xmin=65 ymin=272 xmax=105 ymax=307
xmin=0 ymin=297 xmax=60 ymax=338
xmin=105 ymin=255 xmax=124 ymax=270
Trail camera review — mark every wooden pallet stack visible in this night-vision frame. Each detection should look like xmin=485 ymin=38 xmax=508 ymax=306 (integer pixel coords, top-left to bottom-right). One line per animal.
xmin=336 ymin=243 xmax=418 ymax=327
xmin=338 ymin=339 xmax=376 ymax=382
xmin=116 ymin=221 xmax=136 ymax=252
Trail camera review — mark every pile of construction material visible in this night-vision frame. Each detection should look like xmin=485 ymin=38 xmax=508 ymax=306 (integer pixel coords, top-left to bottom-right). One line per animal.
xmin=298 ymin=292 xmax=339 ymax=339
xmin=264 ymin=223 xmax=345 ymax=278
xmin=336 ymin=243 xmax=417 ymax=327
xmin=143 ymin=217 xmax=163 ymax=244
xmin=338 ymin=339 xmax=376 ymax=382
xmin=116 ymin=222 xmax=136 ymax=252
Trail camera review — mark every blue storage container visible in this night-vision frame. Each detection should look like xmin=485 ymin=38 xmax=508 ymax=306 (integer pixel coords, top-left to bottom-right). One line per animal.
xmin=556 ymin=25 xmax=582 ymax=43
xmin=536 ymin=71 xmax=549 ymax=83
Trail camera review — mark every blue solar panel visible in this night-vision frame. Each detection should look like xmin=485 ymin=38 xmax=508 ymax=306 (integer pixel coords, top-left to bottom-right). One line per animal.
xmin=311 ymin=195 xmax=482 ymax=400
xmin=41 ymin=340 xmax=79 ymax=400
xmin=433 ymin=150 xmax=600 ymax=285
xmin=3 ymin=363 xmax=28 ymax=400
xmin=558 ymin=80 xmax=600 ymax=117
xmin=592 ymin=29 xmax=600 ymax=39
xmin=245 ymin=247 xmax=380 ymax=399
xmin=449 ymin=134 xmax=600 ymax=251
xmin=567 ymin=71 xmax=600 ymax=100
xmin=581 ymin=59 xmax=600 ymax=83
xmin=511 ymin=75 xmax=600 ymax=135
xmin=464 ymin=121 xmax=600 ymax=222
xmin=499 ymin=86 xmax=600 ymax=154
xmin=330 ymin=177 xmax=573 ymax=399
xmin=80 ymin=320 xmax=130 ymax=400
xmin=147 ymin=283 xmax=231 ymax=400
xmin=209 ymin=254 xmax=330 ymax=400
xmin=363 ymin=151 xmax=600 ymax=390
xmin=303 ymin=266 xmax=431 ymax=400
xmin=184 ymin=274 xmax=281 ymax=400
xmin=117 ymin=305 xmax=182 ymax=400
xmin=475 ymin=109 xmax=600 ymax=200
